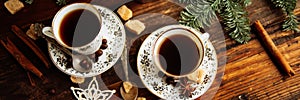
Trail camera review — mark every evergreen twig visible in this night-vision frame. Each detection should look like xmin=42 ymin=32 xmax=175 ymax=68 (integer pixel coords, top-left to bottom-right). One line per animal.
xmin=271 ymin=0 xmax=299 ymax=32
xmin=179 ymin=0 xmax=252 ymax=43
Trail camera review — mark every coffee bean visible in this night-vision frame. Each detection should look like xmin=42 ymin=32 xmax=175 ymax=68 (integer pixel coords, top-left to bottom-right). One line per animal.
xmin=94 ymin=57 xmax=99 ymax=62
xmin=100 ymin=44 xmax=108 ymax=49
xmin=102 ymin=39 xmax=107 ymax=44
xmin=95 ymin=49 xmax=103 ymax=57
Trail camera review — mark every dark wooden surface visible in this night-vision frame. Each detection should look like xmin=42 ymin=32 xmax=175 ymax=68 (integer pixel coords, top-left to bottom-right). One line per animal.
xmin=0 ymin=0 xmax=300 ymax=99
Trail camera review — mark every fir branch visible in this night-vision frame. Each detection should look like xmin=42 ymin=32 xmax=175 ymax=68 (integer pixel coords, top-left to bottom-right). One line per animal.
xmin=179 ymin=0 xmax=252 ymax=43
xmin=208 ymin=0 xmax=222 ymax=13
xmin=56 ymin=0 xmax=67 ymax=6
xmin=178 ymin=0 xmax=197 ymax=4
xmin=233 ymin=0 xmax=252 ymax=6
xmin=23 ymin=0 xmax=66 ymax=5
xmin=25 ymin=0 xmax=33 ymax=4
xmin=283 ymin=13 xmax=300 ymax=32
xmin=219 ymin=0 xmax=251 ymax=43
xmin=179 ymin=0 xmax=217 ymax=30
xmin=271 ymin=0 xmax=299 ymax=32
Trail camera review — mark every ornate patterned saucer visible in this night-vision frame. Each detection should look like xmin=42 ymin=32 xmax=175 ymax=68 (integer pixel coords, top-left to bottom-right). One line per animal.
xmin=137 ymin=25 xmax=218 ymax=99
xmin=48 ymin=5 xmax=126 ymax=77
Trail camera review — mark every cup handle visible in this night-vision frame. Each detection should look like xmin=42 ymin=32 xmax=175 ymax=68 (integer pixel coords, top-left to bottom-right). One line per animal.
xmin=42 ymin=27 xmax=55 ymax=39
xmin=200 ymin=32 xmax=210 ymax=42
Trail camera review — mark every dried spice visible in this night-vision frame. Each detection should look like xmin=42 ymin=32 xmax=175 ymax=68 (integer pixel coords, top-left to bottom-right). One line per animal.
xmin=179 ymin=78 xmax=196 ymax=98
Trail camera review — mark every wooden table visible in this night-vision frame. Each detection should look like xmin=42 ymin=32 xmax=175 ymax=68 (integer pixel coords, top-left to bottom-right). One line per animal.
xmin=0 ymin=0 xmax=299 ymax=99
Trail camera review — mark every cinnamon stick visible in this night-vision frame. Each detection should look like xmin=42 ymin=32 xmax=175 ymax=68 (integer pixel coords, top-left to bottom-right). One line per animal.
xmin=254 ymin=20 xmax=295 ymax=76
xmin=0 ymin=38 xmax=45 ymax=80
xmin=11 ymin=25 xmax=50 ymax=68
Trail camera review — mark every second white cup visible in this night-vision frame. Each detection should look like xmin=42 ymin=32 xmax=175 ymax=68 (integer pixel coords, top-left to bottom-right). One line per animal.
xmin=152 ymin=25 xmax=209 ymax=79
xmin=43 ymin=3 xmax=103 ymax=55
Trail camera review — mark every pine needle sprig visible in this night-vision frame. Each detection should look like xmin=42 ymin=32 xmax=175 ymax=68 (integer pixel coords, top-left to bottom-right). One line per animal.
xmin=179 ymin=0 xmax=217 ymax=30
xmin=178 ymin=0 xmax=198 ymax=4
xmin=179 ymin=0 xmax=252 ymax=43
xmin=232 ymin=0 xmax=252 ymax=6
xmin=25 ymin=0 xmax=34 ymax=4
xmin=283 ymin=14 xmax=300 ymax=32
xmin=23 ymin=0 xmax=66 ymax=5
xmin=271 ymin=0 xmax=299 ymax=32
xmin=56 ymin=0 xmax=67 ymax=6
xmin=220 ymin=0 xmax=251 ymax=43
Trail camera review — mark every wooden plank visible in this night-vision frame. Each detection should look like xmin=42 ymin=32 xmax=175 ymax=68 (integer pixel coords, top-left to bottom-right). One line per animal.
xmin=213 ymin=0 xmax=300 ymax=99
xmin=0 ymin=0 xmax=299 ymax=99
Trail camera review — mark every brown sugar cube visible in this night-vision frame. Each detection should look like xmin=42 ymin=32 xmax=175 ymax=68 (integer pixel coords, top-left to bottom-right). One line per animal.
xmin=117 ymin=5 xmax=133 ymax=21
xmin=70 ymin=76 xmax=85 ymax=84
xmin=123 ymin=81 xmax=133 ymax=93
xmin=137 ymin=97 xmax=146 ymax=100
xmin=125 ymin=20 xmax=145 ymax=35
xmin=187 ymin=69 xmax=205 ymax=84
xmin=26 ymin=24 xmax=38 ymax=40
xmin=4 ymin=0 xmax=24 ymax=14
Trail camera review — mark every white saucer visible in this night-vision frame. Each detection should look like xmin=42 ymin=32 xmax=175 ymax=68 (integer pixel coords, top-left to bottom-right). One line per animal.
xmin=137 ymin=25 xmax=218 ymax=99
xmin=48 ymin=5 xmax=126 ymax=77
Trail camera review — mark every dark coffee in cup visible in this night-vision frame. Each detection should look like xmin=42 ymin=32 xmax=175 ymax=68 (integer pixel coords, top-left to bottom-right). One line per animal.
xmin=43 ymin=3 xmax=104 ymax=55
xmin=59 ymin=9 xmax=101 ymax=47
xmin=157 ymin=34 xmax=201 ymax=76
xmin=153 ymin=27 xmax=206 ymax=78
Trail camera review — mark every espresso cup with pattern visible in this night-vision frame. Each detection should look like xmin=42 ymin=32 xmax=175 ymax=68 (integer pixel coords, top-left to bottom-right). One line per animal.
xmin=43 ymin=3 xmax=103 ymax=55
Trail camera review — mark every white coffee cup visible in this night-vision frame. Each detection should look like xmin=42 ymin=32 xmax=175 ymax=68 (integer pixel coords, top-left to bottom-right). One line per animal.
xmin=43 ymin=3 xmax=103 ymax=55
xmin=152 ymin=25 xmax=209 ymax=79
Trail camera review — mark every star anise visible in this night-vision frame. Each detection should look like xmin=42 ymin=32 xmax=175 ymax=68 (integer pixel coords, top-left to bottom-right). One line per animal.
xmin=179 ymin=78 xmax=196 ymax=98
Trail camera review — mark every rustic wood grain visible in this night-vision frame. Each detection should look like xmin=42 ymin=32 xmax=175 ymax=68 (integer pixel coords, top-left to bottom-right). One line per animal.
xmin=254 ymin=20 xmax=295 ymax=76
xmin=214 ymin=0 xmax=300 ymax=99
xmin=0 ymin=0 xmax=300 ymax=99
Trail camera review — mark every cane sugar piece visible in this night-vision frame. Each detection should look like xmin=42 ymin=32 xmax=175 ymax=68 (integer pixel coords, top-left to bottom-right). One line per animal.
xmin=117 ymin=5 xmax=133 ymax=21
xmin=137 ymin=97 xmax=146 ymax=100
xmin=123 ymin=81 xmax=133 ymax=93
xmin=26 ymin=24 xmax=38 ymax=40
xmin=4 ymin=0 xmax=24 ymax=14
xmin=125 ymin=20 xmax=145 ymax=35
xmin=70 ymin=76 xmax=85 ymax=84
xmin=187 ymin=69 xmax=205 ymax=84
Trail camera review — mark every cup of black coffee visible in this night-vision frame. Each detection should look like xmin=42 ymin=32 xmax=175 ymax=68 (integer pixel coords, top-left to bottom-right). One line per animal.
xmin=152 ymin=25 xmax=209 ymax=79
xmin=43 ymin=3 xmax=103 ymax=55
